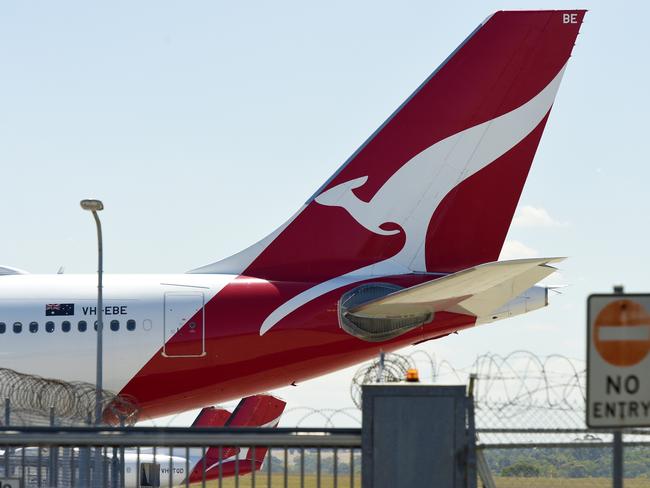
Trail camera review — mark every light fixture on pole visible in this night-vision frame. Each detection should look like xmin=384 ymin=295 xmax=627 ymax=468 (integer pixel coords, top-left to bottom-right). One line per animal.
xmin=80 ymin=198 xmax=104 ymax=488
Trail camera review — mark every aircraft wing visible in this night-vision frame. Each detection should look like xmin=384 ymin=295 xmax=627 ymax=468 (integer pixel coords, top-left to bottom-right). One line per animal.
xmin=347 ymin=257 xmax=564 ymax=319
xmin=0 ymin=266 xmax=28 ymax=276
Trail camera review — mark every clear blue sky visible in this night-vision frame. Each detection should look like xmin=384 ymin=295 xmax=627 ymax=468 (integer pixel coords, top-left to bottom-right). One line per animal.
xmin=1 ymin=1 xmax=648 ymax=424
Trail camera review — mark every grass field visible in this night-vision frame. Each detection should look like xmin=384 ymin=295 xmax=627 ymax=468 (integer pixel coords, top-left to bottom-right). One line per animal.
xmin=490 ymin=477 xmax=650 ymax=488
xmin=194 ymin=474 xmax=360 ymax=487
xmin=188 ymin=474 xmax=650 ymax=487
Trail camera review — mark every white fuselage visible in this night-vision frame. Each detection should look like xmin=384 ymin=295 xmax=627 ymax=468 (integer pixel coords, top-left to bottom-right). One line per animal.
xmin=0 ymin=273 xmax=233 ymax=392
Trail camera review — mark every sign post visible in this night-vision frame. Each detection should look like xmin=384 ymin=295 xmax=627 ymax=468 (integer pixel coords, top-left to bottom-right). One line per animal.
xmin=587 ymin=288 xmax=650 ymax=488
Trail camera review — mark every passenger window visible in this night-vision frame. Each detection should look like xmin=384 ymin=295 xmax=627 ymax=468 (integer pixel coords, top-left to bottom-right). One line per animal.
xmin=62 ymin=321 xmax=71 ymax=332
xmin=0 ymin=322 xmax=5 ymax=334
xmin=29 ymin=321 xmax=38 ymax=333
xmin=127 ymin=319 xmax=136 ymax=331
xmin=78 ymin=320 xmax=87 ymax=332
xmin=94 ymin=321 xmax=98 ymax=331
xmin=110 ymin=320 xmax=119 ymax=331
xmin=13 ymin=322 xmax=22 ymax=333
xmin=46 ymin=321 xmax=55 ymax=333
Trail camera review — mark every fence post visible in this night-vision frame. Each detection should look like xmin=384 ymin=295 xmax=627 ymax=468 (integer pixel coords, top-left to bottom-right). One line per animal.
xmin=613 ymin=430 xmax=623 ymax=488
xmin=466 ymin=375 xmax=477 ymax=488
xmin=120 ymin=415 xmax=126 ymax=488
xmin=47 ymin=406 xmax=55 ymax=486
xmin=3 ymin=398 xmax=8 ymax=478
xmin=111 ymin=446 xmax=119 ymax=488
xmin=78 ymin=412 xmax=92 ymax=486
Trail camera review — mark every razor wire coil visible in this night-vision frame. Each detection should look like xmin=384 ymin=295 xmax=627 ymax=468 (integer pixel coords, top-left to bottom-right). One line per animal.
xmin=0 ymin=367 xmax=139 ymax=426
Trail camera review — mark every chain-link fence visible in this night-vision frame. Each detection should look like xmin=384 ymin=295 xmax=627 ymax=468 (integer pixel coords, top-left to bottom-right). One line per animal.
xmin=458 ymin=351 xmax=650 ymax=487
xmin=335 ymin=350 xmax=650 ymax=487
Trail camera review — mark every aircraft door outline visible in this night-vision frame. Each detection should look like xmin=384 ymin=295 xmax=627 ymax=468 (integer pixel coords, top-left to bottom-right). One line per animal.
xmin=163 ymin=291 xmax=206 ymax=358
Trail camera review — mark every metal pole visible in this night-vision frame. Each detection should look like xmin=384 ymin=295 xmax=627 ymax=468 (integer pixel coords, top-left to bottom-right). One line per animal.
xmin=92 ymin=209 xmax=104 ymax=425
xmin=3 ymin=398 xmax=8 ymax=477
xmin=81 ymin=200 xmax=105 ymax=488
xmin=467 ymin=374 xmax=477 ymax=488
xmin=612 ymin=284 xmax=624 ymax=488
xmin=613 ymin=431 xmax=623 ymax=488
xmin=92 ymin=209 xmax=104 ymax=488
xmin=48 ymin=406 xmax=56 ymax=486
xmin=119 ymin=415 xmax=126 ymax=488
xmin=78 ymin=412 xmax=92 ymax=487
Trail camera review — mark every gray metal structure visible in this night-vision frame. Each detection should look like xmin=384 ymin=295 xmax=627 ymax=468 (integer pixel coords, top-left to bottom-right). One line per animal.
xmin=361 ymin=384 xmax=474 ymax=488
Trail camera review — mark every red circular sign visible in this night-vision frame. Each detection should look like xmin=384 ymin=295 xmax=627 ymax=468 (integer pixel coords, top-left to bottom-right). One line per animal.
xmin=593 ymin=299 xmax=650 ymax=367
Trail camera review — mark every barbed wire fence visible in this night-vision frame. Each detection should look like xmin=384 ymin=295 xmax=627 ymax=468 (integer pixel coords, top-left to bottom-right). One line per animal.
xmin=454 ymin=350 xmax=588 ymax=439
xmin=287 ymin=348 xmax=650 ymax=485
xmin=2 ymin=350 xmax=650 ymax=484
xmin=0 ymin=367 xmax=139 ymax=426
xmin=0 ymin=349 xmax=590 ymax=430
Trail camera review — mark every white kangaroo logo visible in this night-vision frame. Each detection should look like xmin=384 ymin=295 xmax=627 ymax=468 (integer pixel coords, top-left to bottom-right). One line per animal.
xmin=260 ymin=65 xmax=567 ymax=335
xmin=314 ymin=176 xmax=401 ymax=236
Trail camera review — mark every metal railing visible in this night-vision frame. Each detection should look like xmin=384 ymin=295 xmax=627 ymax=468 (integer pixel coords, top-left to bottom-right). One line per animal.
xmin=0 ymin=426 xmax=362 ymax=488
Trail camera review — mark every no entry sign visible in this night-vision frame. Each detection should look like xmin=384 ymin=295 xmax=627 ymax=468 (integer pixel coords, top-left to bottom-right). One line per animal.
xmin=587 ymin=294 xmax=650 ymax=428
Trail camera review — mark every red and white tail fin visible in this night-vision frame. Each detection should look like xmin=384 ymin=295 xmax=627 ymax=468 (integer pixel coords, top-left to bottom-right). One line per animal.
xmin=191 ymin=10 xmax=584 ymax=281
xmin=188 ymin=395 xmax=286 ymax=482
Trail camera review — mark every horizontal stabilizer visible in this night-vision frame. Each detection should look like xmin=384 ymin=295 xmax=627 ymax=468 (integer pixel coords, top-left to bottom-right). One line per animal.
xmin=348 ymin=258 xmax=563 ymax=319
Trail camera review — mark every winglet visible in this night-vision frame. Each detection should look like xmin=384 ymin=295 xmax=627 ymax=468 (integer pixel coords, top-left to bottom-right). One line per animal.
xmin=191 ymin=406 xmax=231 ymax=428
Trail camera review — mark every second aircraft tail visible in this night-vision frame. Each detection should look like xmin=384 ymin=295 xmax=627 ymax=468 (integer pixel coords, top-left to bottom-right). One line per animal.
xmin=187 ymin=394 xmax=286 ymax=482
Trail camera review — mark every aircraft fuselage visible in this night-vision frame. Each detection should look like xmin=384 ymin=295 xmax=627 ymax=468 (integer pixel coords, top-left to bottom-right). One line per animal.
xmin=0 ymin=273 xmax=472 ymax=419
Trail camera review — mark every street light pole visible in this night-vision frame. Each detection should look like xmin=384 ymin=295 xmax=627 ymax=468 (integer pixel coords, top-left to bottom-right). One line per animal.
xmin=91 ymin=209 xmax=104 ymax=424
xmin=81 ymin=199 xmax=105 ymax=423
xmin=80 ymin=199 xmax=104 ymax=488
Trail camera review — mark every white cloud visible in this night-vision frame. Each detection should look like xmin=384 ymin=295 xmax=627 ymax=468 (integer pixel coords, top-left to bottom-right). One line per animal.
xmin=499 ymin=240 xmax=539 ymax=260
xmin=512 ymin=205 xmax=566 ymax=228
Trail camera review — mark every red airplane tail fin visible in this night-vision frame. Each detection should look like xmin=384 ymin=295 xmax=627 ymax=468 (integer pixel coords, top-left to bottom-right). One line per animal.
xmin=191 ymin=10 xmax=584 ymax=280
xmin=188 ymin=395 xmax=286 ymax=482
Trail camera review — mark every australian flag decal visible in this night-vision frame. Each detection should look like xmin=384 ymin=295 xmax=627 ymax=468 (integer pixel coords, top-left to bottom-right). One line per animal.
xmin=45 ymin=303 xmax=75 ymax=316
